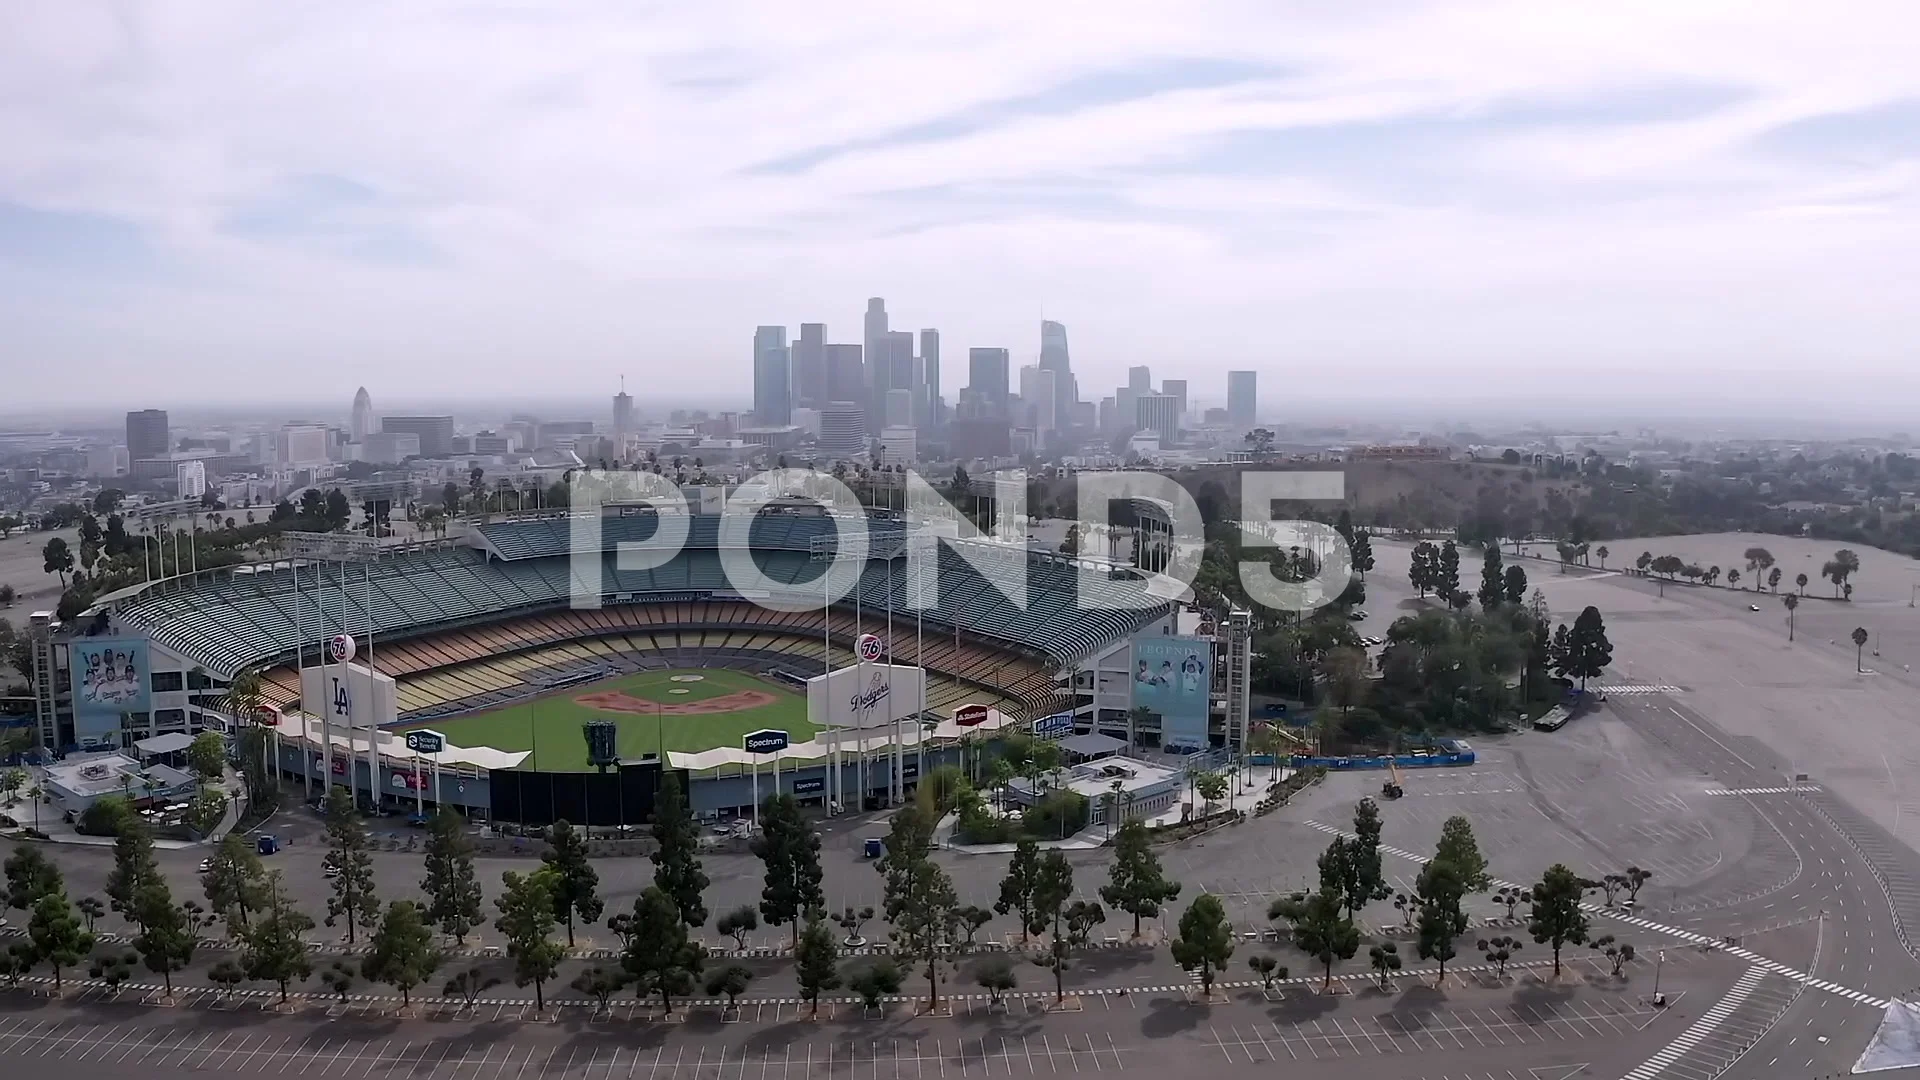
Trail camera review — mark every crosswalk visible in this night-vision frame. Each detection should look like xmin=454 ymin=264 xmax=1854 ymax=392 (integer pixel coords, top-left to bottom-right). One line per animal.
xmin=1618 ymin=967 xmax=1765 ymax=1080
xmin=1705 ymin=786 xmax=1819 ymax=796
xmin=1593 ymin=684 xmax=1685 ymax=694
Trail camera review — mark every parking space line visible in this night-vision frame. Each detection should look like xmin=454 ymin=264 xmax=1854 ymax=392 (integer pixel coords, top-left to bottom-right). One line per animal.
xmin=78 ymin=1023 xmax=135 ymax=1063
xmin=31 ymin=1022 xmax=73 ymax=1057
xmin=168 ymin=1032 xmax=214 ymax=1068
xmin=0 ymin=1021 xmax=50 ymax=1053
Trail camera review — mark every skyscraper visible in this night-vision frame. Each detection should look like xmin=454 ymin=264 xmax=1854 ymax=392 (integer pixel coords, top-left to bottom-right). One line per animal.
xmin=1038 ymin=320 xmax=1075 ymax=429
xmin=753 ymin=326 xmax=792 ymax=426
xmin=1127 ymin=366 xmax=1152 ymax=392
xmin=917 ymin=328 xmax=940 ymax=426
xmin=1019 ymin=364 xmax=1058 ymax=436
xmin=863 ymin=298 xmax=888 ymax=417
xmin=125 ymin=409 xmax=169 ymax=463
xmin=793 ymin=323 xmax=828 ymax=410
xmin=967 ymin=348 xmax=1011 ymax=415
xmin=819 ymin=402 xmax=867 ymax=456
xmin=1135 ymin=394 xmax=1178 ymax=439
xmin=350 ymin=387 xmax=373 ymax=442
xmin=826 ymin=343 xmax=865 ymax=405
xmin=880 ymin=330 xmax=915 ymax=395
xmin=1161 ymin=379 xmax=1188 ymax=429
xmin=612 ymin=379 xmax=634 ymax=439
xmin=1227 ymin=370 xmax=1257 ymax=427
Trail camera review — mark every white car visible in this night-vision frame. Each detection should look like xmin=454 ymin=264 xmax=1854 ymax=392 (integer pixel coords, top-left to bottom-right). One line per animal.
xmin=198 ymin=858 xmax=214 ymax=873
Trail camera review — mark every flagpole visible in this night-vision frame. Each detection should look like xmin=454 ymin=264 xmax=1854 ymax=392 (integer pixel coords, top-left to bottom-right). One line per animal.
xmin=296 ymin=554 xmax=311 ymax=801
xmin=364 ymin=558 xmax=377 ymax=813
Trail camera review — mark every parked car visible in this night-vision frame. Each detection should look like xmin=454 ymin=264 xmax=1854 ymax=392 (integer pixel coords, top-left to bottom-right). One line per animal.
xmin=197 ymin=858 xmax=214 ymax=873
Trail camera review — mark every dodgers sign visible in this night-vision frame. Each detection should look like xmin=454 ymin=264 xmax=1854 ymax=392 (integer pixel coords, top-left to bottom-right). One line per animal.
xmin=300 ymin=662 xmax=398 ymax=731
xmin=744 ymin=729 xmax=790 ymax=754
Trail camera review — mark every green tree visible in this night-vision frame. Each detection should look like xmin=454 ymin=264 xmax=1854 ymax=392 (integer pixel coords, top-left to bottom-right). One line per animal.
xmin=420 ymin=808 xmax=484 ymax=944
xmin=1784 ymin=594 xmax=1799 ymax=641
xmin=793 ymin=914 xmax=841 ymax=1017
xmin=88 ymin=952 xmax=137 ymax=994
xmin=620 ymin=886 xmax=704 ymax=1013
xmin=1273 ymin=890 xmax=1358 ymax=991
xmin=105 ymin=818 xmax=161 ymax=930
xmin=1743 ymin=547 xmax=1774 ymax=590
xmin=27 ymin=890 xmax=93 ymax=991
xmin=362 ymin=900 xmax=441 ymax=1007
xmin=242 ymin=874 xmax=315 ymax=1003
xmin=42 ymin=537 xmax=74 ymax=588
xmin=570 ymin=965 xmax=628 ymax=1014
xmin=1170 ymin=893 xmax=1235 ymax=997
xmin=539 ymin=820 xmax=602 ymax=946
xmin=1563 ymin=606 xmax=1614 ymax=689
xmin=877 ymin=805 xmax=961 ymax=1010
xmin=957 ymin=904 xmax=994 ymax=947
xmin=1479 ymin=934 xmax=1522 ymax=978
xmin=186 ymin=731 xmax=227 ymax=788
xmin=1478 ymin=544 xmax=1505 ymax=610
xmin=1031 ymin=851 xmax=1077 ymax=1002
xmin=1431 ymin=814 xmax=1490 ymax=891
xmin=494 ymin=870 xmax=564 ymax=1011
xmin=1503 ymin=563 xmax=1528 ymax=606
xmin=207 ymin=958 xmax=247 ymax=999
xmin=1247 ymin=953 xmax=1286 ymax=991
xmin=975 ymin=956 xmax=1018 ymax=1007
xmin=1100 ymin=819 xmax=1181 ymax=937
xmin=319 ymin=960 xmax=356 ymax=1003
xmin=1368 ymin=942 xmax=1402 ymax=989
xmin=201 ymin=834 xmax=269 ymax=934
xmin=848 ymin=958 xmax=904 ymax=1011
xmin=717 ymin=904 xmax=759 ymax=951
xmin=996 ymin=836 xmax=1046 ymax=941
xmin=1351 ymin=798 xmax=1388 ymax=908
xmin=441 ymin=966 xmax=501 ymax=1011
xmin=76 ymin=895 xmax=105 ymax=932
xmin=1316 ymin=836 xmax=1366 ymax=921
xmin=1414 ymin=861 xmax=1468 ymax=983
xmin=4 ymin=846 xmax=63 ymax=913
xmin=1527 ymin=863 xmax=1590 ymax=977
xmin=751 ymin=794 xmax=825 ymax=950
xmin=133 ymin=879 xmax=197 ymax=998
xmin=322 ymin=787 xmax=379 ymax=944
xmin=649 ymin=772 xmax=710 ymax=927
xmin=704 ymin=964 xmax=755 ymax=1009
xmin=1436 ymin=540 xmax=1461 ymax=602
xmin=1351 ymin=531 xmax=1375 ymax=580
xmin=1853 ymin=626 xmax=1870 ymax=671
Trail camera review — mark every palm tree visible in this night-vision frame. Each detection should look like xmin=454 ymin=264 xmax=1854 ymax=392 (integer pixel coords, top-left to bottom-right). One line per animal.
xmin=1796 ymin=572 xmax=1809 ymax=595
xmin=1595 ymin=546 xmax=1609 ymax=570
xmin=1727 ymin=569 xmax=1741 ymax=589
xmin=1852 ymin=627 xmax=1870 ymax=672
xmin=1783 ymin=594 xmax=1798 ymax=641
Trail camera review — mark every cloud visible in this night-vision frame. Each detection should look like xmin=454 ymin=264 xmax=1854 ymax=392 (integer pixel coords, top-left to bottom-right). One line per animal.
xmin=3 ymin=1 xmax=1920 ymax=410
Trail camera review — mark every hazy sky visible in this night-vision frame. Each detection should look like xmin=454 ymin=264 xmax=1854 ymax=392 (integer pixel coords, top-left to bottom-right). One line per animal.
xmin=6 ymin=2 xmax=1920 ymax=412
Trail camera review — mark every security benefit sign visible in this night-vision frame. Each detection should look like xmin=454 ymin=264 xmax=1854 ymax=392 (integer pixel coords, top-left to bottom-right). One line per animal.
xmin=300 ymin=662 xmax=398 ymax=730
xmin=1133 ymin=636 xmax=1213 ymax=751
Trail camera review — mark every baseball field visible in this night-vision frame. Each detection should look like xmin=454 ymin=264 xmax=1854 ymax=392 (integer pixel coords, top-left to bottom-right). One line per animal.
xmin=401 ymin=668 xmax=817 ymax=771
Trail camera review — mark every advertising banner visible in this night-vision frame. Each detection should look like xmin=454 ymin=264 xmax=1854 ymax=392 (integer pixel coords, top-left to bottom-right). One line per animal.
xmin=1133 ymin=636 xmax=1212 ymax=751
xmin=805 ymin=663 xmax=927 ymax=730
xmin=73 ymin=637 xmax=150 ymax=713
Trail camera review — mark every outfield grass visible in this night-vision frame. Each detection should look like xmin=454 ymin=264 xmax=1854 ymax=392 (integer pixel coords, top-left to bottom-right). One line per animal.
xmin=402 ymin=668 xmax=817 ymax=771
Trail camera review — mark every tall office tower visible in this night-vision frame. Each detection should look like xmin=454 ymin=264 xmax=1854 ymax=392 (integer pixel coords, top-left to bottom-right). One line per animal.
xmin=863 ymin=298 xmax=888 ymax=416
xmin=1161 ymin=379 xmax=1188 ymax=428
xmin=1127 ymin=366 xmax=1152 ymax=393
xmin=878 ymin=330 xmax=915 ymax=393
xmin=350 ymin=387 xmax=374 ymax=442
xmin=1019 ymin=364 xmax=1058 ymax=436
xmin=1098 ymin=396 xmax=1117 ymax=433
xmin=967 ymin=348 xmax=1011 ymax=415
xmin=1038 ymin=320 xmax=1075 ymax=429
xmin=278 ymin=423 xmax=331 ymax=467
xmin=1227 ymin=370 xmax=1257 ymax=427
xmin=826 ymin=343 xmax=865 ymax=405
xmin=1135 ymin=393 xmax=1178 ymax=438
xmin=818 ymin=402 xmax=867 ymax=456
xmin=884 ymin=388 xmax=915 ymax=429
xmin=612 ymin=379 xmax=634 ymax=439
xmin=381 ymin=415 xmax=454 ymax=456
xmin=753 ymin=325 xmax=792 ymax=426
xmin=917 ymin=328 xmax=941 ymax=426
xmin=792 ymin=323 xmax=828 ymax=409
xmin=1114 ymin=387 xmax=1138 ymax=431
xmin=125 ymin=409 xmax=170 ymax=463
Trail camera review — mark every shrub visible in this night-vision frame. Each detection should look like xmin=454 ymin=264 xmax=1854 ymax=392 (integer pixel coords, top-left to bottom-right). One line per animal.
xmin=78 ymin=795 xmax=134 ymax=837
xmin=1020 ymin=791 xmax=1088 ymax=840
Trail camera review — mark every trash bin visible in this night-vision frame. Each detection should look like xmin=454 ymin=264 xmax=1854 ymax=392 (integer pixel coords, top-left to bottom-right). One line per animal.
xmin=257 ymin=835 xmax=280 ymax=855
xmin=862 ymin=838 xmax=884 ymax=859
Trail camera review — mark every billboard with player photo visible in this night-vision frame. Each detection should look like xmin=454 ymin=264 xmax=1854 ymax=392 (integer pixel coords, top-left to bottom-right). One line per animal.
xmin=72 ymin=637 xmax=151 ymax=716
xmin=1133 ymin=636 xmax=1211 ymax=750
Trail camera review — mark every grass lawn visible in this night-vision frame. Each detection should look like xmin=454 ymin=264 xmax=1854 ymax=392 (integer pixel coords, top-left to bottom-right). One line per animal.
xmin=403 ymin=668 xmax=817 ymax=771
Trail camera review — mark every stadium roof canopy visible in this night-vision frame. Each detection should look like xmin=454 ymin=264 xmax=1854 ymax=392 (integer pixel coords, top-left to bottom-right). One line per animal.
xmin=115 ymin=516 xmax=1171 ymax=679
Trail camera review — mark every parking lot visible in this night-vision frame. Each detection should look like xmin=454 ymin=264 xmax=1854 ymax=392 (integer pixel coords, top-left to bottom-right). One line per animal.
xmin=1202 ymin=993 xmax=1670 ymax=1063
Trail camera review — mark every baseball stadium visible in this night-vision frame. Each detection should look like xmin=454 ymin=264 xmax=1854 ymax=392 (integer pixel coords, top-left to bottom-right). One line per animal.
xmin=32 ymin=506 xmax=1192 ymax=824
